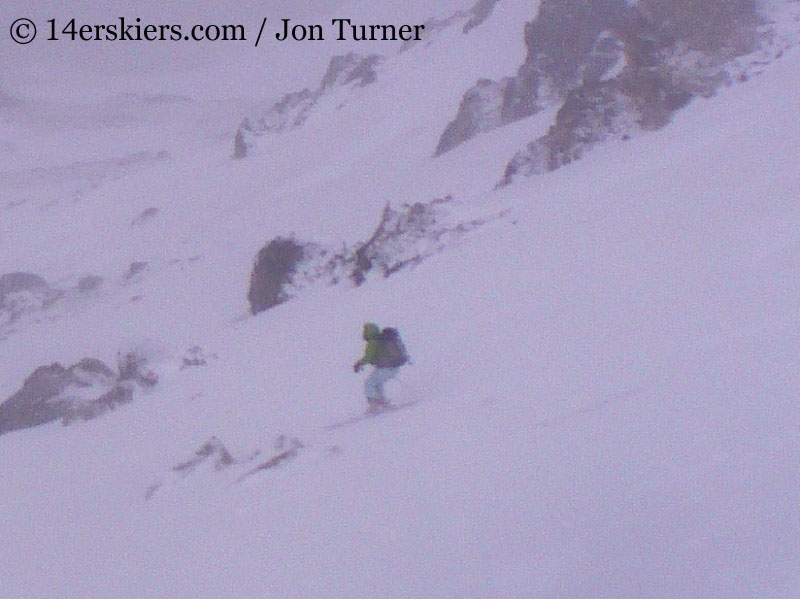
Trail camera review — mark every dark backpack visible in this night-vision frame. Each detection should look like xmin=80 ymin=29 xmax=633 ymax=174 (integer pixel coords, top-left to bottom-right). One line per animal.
xmin=375 ymin=327 xmax=408 ymax=368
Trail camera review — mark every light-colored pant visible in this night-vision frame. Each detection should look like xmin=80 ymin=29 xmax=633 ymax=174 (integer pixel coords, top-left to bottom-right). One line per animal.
xmin=365 ymin=367 xmax=400 ymax=404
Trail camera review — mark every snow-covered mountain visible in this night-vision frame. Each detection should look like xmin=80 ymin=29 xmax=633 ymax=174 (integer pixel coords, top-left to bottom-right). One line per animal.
xmin=2 ymin=1 xmax=800 ymax=597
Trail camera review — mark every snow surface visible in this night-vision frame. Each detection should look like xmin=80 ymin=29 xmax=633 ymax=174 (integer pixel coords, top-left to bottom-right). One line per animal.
xmin=2 ymin=1 xmax=800 ymax=597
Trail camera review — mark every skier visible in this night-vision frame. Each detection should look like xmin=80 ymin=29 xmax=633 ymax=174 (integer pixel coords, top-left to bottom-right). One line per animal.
xmin=353 ymin=322 xmax=410 ymax=410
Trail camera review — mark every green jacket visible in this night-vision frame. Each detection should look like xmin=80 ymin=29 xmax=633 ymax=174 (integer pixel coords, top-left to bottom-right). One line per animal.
xmin=358 ymin=322 xmax=382 ymax=366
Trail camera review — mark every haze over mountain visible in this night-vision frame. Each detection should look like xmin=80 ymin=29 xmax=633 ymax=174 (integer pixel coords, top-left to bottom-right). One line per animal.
xmin=2 ymin=1 xmax=800 ymax=597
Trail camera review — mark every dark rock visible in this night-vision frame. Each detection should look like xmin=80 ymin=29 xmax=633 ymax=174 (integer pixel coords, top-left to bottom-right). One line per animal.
xmin=638 ymin=0 xmax=762 ymax=54
xmin=173 ymin=437 xmax=236 ymax=475
xmin=0 ymin=272 xmax=47 ymax=294
xmin=463 ymin=0 xmax=501 ymax=34
xmin=0 ymin=364 xmax=71 ymax=435
xmin=235 ymin=437 xmax=304 ymax=483
xmin=248 ymin=237 xmax=309 ymax=314
xmin=0 ymin=356 xmax=157 ymax=436
xmin=247 ymin=196 xmax=491 ymax=313
xmin=0 ymin=272 xmax=63 ymax=324
xmin=131 ymin=207 xmax=159 ymax=226
xmin=0 ymin=272 xmax=49 ymax=305
xmin=437 ymin=0 xmax=767 ymax=180
xmin=320 ymin=53 xmax=383 ymax=89
xmin=435 ymin=79 xmax=513 ymax=156
xmin=123 ymin=261 xmax=148 ymax=281
xmin=350 ymin=202 xmax=440 ymax=285
xmin=117 ymin=351 xmax=158 ymax=388
xmin=76 ymin=275 xmax=103 ymax=293
xmin=181 ymin=345 xmax=210 ymax=369
xmin=233 ymin=127 xmax=249 ymax=159
xmin=64 ymin=384 xmax=134 ymax=424
xmin=233 ymin=53 xmax=384 ymax=156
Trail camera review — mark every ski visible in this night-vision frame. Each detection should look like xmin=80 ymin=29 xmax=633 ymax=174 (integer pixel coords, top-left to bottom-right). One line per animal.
xmin=323 ymin=400 xmax=420 ymax=431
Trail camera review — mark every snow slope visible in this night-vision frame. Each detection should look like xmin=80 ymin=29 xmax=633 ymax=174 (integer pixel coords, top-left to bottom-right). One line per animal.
xmin=2 ymin=1 xmax=800 ymax=597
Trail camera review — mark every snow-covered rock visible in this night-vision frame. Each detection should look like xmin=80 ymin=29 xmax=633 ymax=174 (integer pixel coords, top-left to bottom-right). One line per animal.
xmin=0 ymin=354 xmax=156 ymax=436
xmin=233 ymin=53 xmax=384 ymax=158
xmin=247 ymin=196 xmax=493 ymax=314
xmin=438 ymin=0 xmax=780 ymax=183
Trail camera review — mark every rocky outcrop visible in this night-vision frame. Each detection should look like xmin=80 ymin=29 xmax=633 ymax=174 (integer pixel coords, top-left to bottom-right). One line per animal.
xmin=499 ymin=67 xmax=693 ymax=180
xmin=248 ymin=197 xmax=493 ymax=314
xmin=348 ymin=199 xmax=478 ymax=285
xmin=248 ymin=237 xmax=311 ymax=314
xmin=400 ymin=0 xmax=501 ymax=51
xmin=463 ymin=0 xmax=502 ymax=34
xmin=435 ymin=78 xmax=517 ymax=157
xmin=0 ymin=354 xmax=157 ymax=436
xmin=233 ymin=53 xmax=384 ymax=158
xmin=172 ymin=437 xmax=236 ymax=475
xmin=0 ymin=272 xmax=63 ymax=325
xmin=146 ymin=435 xmax=304 ymax=498
xmin=235 ymin=436 xmax=304 ymax=483
xmin=0 ymin=272 xmax=106 ymax=340
xmin=435 ymin=0 xmax=771 ymax=181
